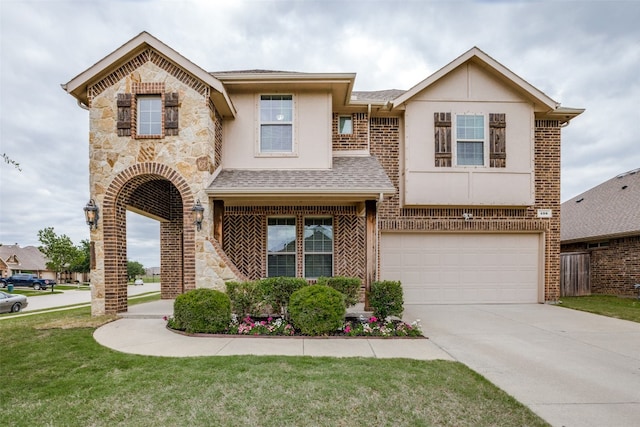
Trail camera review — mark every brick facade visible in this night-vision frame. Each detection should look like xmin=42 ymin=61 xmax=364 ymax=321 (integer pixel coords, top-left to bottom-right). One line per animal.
xmin=562 ymin=236 xmax=640 ymax=295
xmin=223 ymin=206 xmax=366 ymax=282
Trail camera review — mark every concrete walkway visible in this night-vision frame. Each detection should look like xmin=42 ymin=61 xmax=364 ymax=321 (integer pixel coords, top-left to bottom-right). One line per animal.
xmin=404 ymin=304 xmax=640 ymax=427
xmin=93 ymin=299 xmax=453 ymax=360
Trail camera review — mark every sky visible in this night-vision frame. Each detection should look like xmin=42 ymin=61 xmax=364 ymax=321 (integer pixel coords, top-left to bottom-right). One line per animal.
xmin=1 ymin=0 xmax=639 ymax=269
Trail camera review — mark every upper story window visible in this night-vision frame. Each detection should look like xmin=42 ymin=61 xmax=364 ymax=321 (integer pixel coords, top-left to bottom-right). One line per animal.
xmin=260 ymin=95 xmax=293 ymax=153
xmin=338 ymin=115 xmax=353 ymax=134
xmin=434 ymin=112 xmax=506 ymax=168
xmin=455 ymin=114 xmax=485 ymax=166
xmin=137 ymin=95 xmax=162 ymax=136
xmin=117 ymin=84 xmax=179 ymax=138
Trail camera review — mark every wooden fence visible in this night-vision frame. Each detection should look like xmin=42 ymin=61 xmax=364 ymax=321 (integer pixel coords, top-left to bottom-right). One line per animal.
xmin=560 ymin=252 xmax=590 ymax=296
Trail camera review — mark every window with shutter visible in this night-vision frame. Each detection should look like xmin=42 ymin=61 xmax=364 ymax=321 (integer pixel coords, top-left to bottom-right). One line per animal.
xmin=489 ymin=113 xmax=506 ymax=168
xmin=434 ymin=112 xmax=452 ymax=167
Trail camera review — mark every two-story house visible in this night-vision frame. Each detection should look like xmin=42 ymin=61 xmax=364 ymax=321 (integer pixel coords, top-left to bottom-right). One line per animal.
xmin=63 ymin=32 xmax=582 ymax=315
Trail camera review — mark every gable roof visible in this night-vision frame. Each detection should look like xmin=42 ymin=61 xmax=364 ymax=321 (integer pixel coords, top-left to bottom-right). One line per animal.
xmin=0 ymin=245 xmax=51 ymax=271
xmin=392 ymin=47 xmax=583 ymax=122
xmin=561 ymin=168 xmax=640 ymax=243
xmin=206 ymin=156 xmax=395 ymax=201
xmin=63 ymin=31 xmax=236 ymax=118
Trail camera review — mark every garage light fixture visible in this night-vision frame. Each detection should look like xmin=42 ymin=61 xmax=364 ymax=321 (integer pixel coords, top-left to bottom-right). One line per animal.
xmin=192 ymin=199 xmax=205 ymax=231
xmin=84 ymin=199 xmax=100 ymax=230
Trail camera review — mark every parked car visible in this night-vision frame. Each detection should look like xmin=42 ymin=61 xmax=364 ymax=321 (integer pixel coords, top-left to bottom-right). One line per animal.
xmin=0 ymin=274 xmax=54 ymax=291
xmin=0 ymin=291 xmax=28 ymax=313
xmin=133 ymin=279 xmax=144 ymax=286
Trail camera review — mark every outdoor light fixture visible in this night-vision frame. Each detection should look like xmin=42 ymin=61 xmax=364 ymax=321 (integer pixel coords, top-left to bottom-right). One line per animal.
xmin=192 ymin=199 xmax=204 ymax=231
xmin=84 ymin=199 xmax=100 ymax=230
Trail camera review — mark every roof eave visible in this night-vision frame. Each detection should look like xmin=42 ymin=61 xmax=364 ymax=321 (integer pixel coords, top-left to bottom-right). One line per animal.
xmin=391 ymin=47 xmax=559 ymax=111
xmin=206 ymin=187 xmax=396 ymax=198
xmin=62 ymin=31 xmax=236 ymax=118
xmin=561 ymin=230 xmax=640 ymax=245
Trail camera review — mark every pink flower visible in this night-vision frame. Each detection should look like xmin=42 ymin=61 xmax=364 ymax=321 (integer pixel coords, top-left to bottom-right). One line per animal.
xmin=162 ymin=315 xmax=168 ymax=321
xmin=369 ymin=316 xmax=377 ymax=323
xmin=345 ymin=325 xmax=351 ymax=333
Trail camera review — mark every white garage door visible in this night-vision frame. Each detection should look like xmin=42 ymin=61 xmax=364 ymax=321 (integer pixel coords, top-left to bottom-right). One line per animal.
xmin=380 ymin=233 xmax=541 ymax=304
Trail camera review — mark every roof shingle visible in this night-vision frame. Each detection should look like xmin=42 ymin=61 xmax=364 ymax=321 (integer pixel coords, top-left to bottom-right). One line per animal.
xmin=561 ymin=168 xmax=640 ymax=242
xmin=207 ymin=156 xmax=395 ymax=196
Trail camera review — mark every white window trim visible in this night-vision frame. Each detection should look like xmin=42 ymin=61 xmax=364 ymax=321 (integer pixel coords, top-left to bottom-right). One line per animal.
xmin=453 ymin=113 xmax=489 ymax=167
xmin=338 ymin=115 xmax=353 ymax=135
xmin=302 ymin=216 xmax=334 ymax=279
xmin=136 ymin=95 xmax=163 ymax=137
xmin=256 ymin=94 xmax=298 ymax=157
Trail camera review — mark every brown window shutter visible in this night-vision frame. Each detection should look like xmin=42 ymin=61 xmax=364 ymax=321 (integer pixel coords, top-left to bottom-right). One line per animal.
xmin=165 ymin=92 xmax=179 ymax=136
xmin=116 ymin=93 xmax=132 ymax=137
xmin=434 ymin=112 xmax=452 ymax=167
xmin=489 ymin=113 xmax=506 ymax=168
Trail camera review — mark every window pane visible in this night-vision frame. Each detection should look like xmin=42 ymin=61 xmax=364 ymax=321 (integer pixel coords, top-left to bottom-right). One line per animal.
xmin=260 ymin=95 xmax=292 ymax=122
xmin=267 ymin=218 xmax=296 ymax=253
xmin=457 ymin=141 xmax=484 ymax=165
xmin=268 ymin=254 xmax=296 ymax=277
xmin=304 ymin=218 xmax=333 ymax=252
xmin=339 ymin=116 xmax=353 ymax=134
xmin=305 ymin=254 xmax=332 ymax=278
xmin=137 ymin=96 xmax=162 ymax=135
xmin=456 ymin=115 xmax=484 ymax=140
xmin=260 ymin=125 xmax=292 ymax=152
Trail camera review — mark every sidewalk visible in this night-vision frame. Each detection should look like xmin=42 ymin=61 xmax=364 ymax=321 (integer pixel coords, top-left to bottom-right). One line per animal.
xmin=93 ymin=299 xmax=453 ymax=360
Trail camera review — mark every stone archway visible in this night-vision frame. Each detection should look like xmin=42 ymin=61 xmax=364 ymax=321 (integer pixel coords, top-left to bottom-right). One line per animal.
xmin=102 ymin=163 xmax=196 ymax=314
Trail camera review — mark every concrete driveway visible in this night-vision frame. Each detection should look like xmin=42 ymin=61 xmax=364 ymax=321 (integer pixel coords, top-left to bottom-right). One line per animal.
xmin=404 ymin=304 xmax=640 ymax=427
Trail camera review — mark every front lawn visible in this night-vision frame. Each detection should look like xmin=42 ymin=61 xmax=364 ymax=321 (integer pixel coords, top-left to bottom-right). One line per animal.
xmin=559 ymin=295 xmax=640 ymax=323
xmin=0 ymin=307 xmax=548 ymax=426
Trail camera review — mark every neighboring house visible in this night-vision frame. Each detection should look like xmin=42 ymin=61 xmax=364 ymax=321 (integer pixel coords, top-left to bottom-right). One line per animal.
xmin=0 ymin=244 xmax=56 ymax=281
xmin=63 ymin=32 xmax=582 ymax=315
xmin=561 ymin=168 xmax=640 ymax=296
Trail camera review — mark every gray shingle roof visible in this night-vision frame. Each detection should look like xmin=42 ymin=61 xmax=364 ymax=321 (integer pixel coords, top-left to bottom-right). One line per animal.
xmin=0 ymin=245 xmax=50 ymax=271
xmin=351 ymin=89 xmax=406 ymax=102
xmin=561 ymin=168 xmax=640 ymax=243
xmin=207 ymin=156 xmax=395 ymax=197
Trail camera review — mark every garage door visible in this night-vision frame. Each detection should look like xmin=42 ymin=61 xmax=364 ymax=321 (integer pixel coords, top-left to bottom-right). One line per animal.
xmin=380 ymin=233 xmax=541 ymax=304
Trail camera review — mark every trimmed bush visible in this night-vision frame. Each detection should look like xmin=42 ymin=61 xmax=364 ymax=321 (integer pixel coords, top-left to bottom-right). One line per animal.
xmin=226 ymin=281 xmax=266 ymax=316
xmin=289 ymin=285 xmax=346 ymax=335
xmin=317 ymin=276 xmax=361 ymax=307
xmin=368 ymin=280 xmax=404 ymax=319
xmin=172 ymin=288 xmax=231 ymax=334
xmin=259 ymin=277 xmax=308 ymax=316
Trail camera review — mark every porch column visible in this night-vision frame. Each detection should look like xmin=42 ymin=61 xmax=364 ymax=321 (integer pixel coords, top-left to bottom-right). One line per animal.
xmin=365 ymin=199 xmax=377 ymax=310
xmin=213 ymin=200 xmax=224 ymax=243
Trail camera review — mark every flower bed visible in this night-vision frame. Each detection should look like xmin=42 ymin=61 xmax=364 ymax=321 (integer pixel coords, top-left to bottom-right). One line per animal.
xmin=166 ymin=314 xmax=424 ymax=338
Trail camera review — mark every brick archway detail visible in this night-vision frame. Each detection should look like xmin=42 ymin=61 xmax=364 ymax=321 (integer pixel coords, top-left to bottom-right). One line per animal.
xmin=103 ymin=162 xmax=196 ymax=314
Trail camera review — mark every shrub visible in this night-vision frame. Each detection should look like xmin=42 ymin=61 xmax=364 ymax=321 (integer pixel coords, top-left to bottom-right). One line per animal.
xmin=226 ymin=281 xmax=266 ymax=316
xmin=317 ymin=276 xmax=361 ymax=307
xmin=289 ymin=285 xmax=346 ymax=335
xmin=259 ymin=277 xmax=308 ymax=316
xmin=368 ymin=280 xmax=404 ymax=320
xmin=172 ymin=288 xmax=231 ymax=334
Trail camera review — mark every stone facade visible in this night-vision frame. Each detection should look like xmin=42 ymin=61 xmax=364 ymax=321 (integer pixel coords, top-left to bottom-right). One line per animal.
xmin=87 ymin=53 xmax=237 ymax=315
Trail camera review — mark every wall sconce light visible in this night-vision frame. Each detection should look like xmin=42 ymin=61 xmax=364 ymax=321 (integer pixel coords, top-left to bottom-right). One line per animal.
xmin=462 ymin=212 xmax=473 ymax=222
xmin=192 ymin=199 xmax=204 ymax=231
xmin=84 ymin=199 xmax=100 ymax=230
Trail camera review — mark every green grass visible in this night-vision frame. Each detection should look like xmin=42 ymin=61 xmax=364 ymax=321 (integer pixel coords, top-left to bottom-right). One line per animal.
xmin=1 ymin=288 xmax=63 ymax=296
xmin=559 ymin=295 xmax=640 ymax=323
xmin=0 ymin=306 xmax=547 ymax=426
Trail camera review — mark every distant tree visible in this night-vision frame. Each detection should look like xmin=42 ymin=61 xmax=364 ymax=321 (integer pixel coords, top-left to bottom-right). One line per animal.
xmin=37 ymin=227 xmax=78 ymax=277
xmin=69 ymin=239 xmax=90 ymax=273
xmin=2 ymin=153 xmax=21 ymax=171
xmin=127 ymin=260 xmax=145 ymax=281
